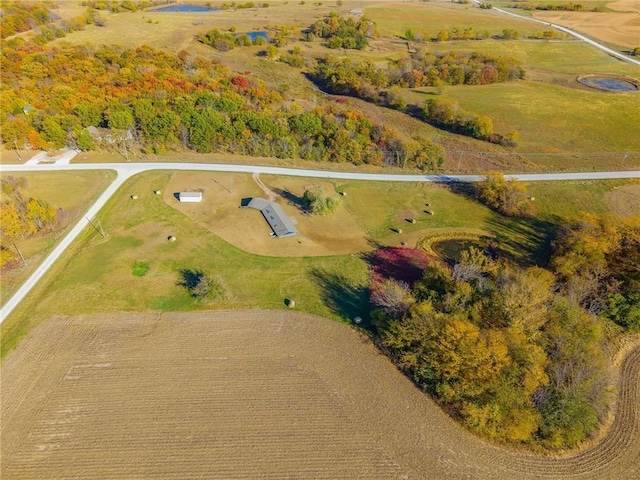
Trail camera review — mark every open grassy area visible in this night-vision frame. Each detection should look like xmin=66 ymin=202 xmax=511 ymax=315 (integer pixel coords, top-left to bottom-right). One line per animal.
xmin=0 ymin=170 xmax=116 ymax=306
xmin=5 ymin=168 xmax=638 ymax=358
xmin=365 ymin=1 xmax=550 ymax=38
xmin=407 ymin=80 xmax=640 ymax=164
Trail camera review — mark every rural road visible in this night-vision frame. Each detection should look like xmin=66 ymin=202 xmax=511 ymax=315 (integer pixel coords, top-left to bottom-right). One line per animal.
xmin=1 ymin=161 xmax=640 ymax=323
xmin=473 ymin=1 xmax=640 ymax=66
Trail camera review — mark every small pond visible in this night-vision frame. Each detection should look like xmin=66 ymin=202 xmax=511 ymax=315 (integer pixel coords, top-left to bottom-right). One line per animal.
xmin=153 ymin=4 xmax=220 ymax=12
xmin=578 ymin=76 xmax=638 ymax=92
xmin=431 ymin=239 xmax=488 ymax=263
xmin=237 ymin=31 xmax=270 ymax=42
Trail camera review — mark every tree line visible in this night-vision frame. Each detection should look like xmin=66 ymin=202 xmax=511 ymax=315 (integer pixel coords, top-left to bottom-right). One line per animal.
xmin=314 ymin=53 xmax=523 ymax=143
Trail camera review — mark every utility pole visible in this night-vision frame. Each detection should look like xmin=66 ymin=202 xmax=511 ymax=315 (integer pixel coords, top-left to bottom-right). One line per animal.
xmin=12 ymin=242 xmax=27 ymax=268
xmin=86 ymin=217 xmax=106 ymax=239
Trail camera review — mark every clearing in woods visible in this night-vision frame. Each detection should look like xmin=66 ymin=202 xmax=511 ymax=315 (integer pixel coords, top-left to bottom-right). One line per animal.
xmin=2 ymin=311 xmax=639 ymax=479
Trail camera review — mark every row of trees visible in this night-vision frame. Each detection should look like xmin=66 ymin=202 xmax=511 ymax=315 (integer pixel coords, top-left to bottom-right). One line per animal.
xmin=0 ymin=176 xmax=64 ymax=268
xmin=422 ymin=98 xmax=498 ymax=142
xmin=314 ymin=55 xmax=521 ymax=144
xmin=81 ymin=0 xmax=164 ymax=12
xmin=510 ymin=2 xmax=606 ymax=12
xmin=0 ymin=43 xmax=444 ymax=170
xmin=0 ymin=0 xmax=56 ymax=38
xmin=421 ymin=27 xmax=566 ymax=43
xmin=1 ymin=0 xmax=116 ymax=44
xmin=315 ymin=52 xmax=524 ymax=95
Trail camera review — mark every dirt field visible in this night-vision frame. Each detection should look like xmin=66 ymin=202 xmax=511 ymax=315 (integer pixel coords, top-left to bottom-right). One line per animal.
xmin=532 ymin=0 xmax=640 ymax=49
xmin=604 ymin=183 xmax=640 ymax=217
xmin=2 ymin=311 xmax=639 ymax=479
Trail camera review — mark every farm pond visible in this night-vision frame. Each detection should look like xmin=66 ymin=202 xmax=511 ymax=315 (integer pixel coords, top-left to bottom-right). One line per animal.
xmin=578 ymin=76 xmax=638 ymax=92
xmin=152 ymin=4 xmax=220 ymax=12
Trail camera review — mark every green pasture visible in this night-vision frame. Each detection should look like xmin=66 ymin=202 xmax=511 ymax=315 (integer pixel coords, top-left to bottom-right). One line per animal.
xmin=364 ymin=2 xmax=557 ymax=38
xmin=6 ymin=169 xmax=635 ymax=358
xmin=0 ymin=170 xmax=116 ymax=306
xmin=407 ymin=80 xmax=640 ymax=164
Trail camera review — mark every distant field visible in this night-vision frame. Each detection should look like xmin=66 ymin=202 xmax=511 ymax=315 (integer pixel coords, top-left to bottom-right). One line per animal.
xmin=408 ymin=79 xmax=640 ymax=163
xmin=494 ymin=0 xmax=640 ymax=49
xmin=365 ymin=1 xmax=550 ymax=37
xmin=0 ymin=170 xmax=115 ymax=306
xmin=2 ymin=310 xmax=639 ymax=479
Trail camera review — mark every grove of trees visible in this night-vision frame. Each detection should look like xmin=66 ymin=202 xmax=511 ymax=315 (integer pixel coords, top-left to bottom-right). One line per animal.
xmin=309 ymin=13 xmax=376 ymax=50
xmin=313 ymin=52 xmax=523 ymax=144
xmin=369 ymin=209 xmax=640 ymax=448
xmin=0 ymin=176 xmax=65 ymax=268
xmin=302 ymin=185 xmax=341 ymax=215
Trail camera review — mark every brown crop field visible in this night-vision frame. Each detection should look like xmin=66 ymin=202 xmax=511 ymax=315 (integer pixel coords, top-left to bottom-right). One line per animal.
xmin=2 ymin=311 xmax=640 ymax=479
xmin=531 ymin=0 xmax=640 ymax=49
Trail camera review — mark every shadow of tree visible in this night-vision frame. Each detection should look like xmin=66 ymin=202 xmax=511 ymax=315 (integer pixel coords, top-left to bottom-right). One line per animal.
xmin=485 ymin=214 xmax=558 ymax=267
xmin=273 ymin=187 xmax=308 ymax=212
xmin=176 ymin=268 xmax=204 ymax=291
xmin=439 ymin=181 xmax=560 ymax=267
xmin=309 ymin=267 xmax=371 ymax=326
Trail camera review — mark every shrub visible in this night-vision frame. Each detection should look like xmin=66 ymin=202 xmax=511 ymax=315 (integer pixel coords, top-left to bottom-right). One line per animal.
xmin=302 ymin=185 xmax=340 ymax=215
xmin=177 ymin=268 xmax=230 ymax=300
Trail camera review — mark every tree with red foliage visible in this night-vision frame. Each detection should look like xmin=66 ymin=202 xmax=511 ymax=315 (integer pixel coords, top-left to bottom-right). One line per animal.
xmin=232 ymin=75 xmax=250 ymax=90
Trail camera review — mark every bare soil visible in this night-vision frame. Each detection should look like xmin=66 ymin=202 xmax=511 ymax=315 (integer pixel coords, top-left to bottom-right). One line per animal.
xmin=2 ymin=311 xmax=639 ymax=479
xmin=604 ymin=184 xmax=640 ymax=217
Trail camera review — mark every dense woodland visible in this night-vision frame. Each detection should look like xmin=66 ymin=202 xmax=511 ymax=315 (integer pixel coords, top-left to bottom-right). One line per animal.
xmin=0 ymin=40 xmax=444 ymax=168
xmin=370 ymin=206 xmax=640 ymax=448
xmin=0 ymin=176 xmax=65 ymax=268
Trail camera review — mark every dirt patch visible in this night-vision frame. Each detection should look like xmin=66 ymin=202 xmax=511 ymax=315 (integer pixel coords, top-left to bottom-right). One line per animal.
xmin=605 ymin=184 xmax=640 ymax=217
xmin=2 ymin=311 xmax=640 ymax=479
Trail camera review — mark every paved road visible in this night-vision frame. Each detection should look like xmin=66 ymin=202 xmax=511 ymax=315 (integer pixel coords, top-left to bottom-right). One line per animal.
xmin=1 ymin=161 xmax=639 ymax=323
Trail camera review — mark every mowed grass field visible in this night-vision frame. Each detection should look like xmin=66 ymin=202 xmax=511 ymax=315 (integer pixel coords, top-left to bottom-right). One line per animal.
xmin=2 ymin=310 xmax=640 ymax=479
xmin=0 ymin=170 xmax=115 ymax=305
xmin=3 ymin=169 xmax=638 ymax=358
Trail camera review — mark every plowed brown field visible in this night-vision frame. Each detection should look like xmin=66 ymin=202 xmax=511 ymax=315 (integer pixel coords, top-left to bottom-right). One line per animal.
xmin=2 ymin=311 xmax=639 ymax=479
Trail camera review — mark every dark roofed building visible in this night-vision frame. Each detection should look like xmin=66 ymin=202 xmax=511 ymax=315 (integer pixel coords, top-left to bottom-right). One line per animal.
xmin=245 ymin=198 xmax=298 ymax=238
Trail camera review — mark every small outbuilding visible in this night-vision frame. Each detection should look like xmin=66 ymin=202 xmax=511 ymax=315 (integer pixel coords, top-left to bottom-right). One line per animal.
xmin=178 ymin=191 xmax=203 ymax=203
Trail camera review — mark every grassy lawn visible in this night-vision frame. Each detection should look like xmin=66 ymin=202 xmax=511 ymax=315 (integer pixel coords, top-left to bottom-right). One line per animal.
xmin=0 ymin=170 xmax=116 ymax=306
xmin=2 ymin=170 xmax=638 ymax=358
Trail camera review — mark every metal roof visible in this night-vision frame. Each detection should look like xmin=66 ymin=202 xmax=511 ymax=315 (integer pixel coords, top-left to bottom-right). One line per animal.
xmin=246 ymin=198 xmax=298 ymax=238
